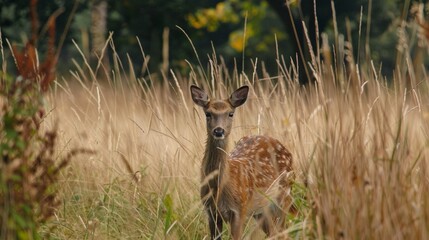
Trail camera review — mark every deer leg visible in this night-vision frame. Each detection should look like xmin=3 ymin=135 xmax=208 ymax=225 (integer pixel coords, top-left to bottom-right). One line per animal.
xmin=208 ymin=208 xmax=223 ymax=240
xmin=262 ymin=214 xmax=274 ymax=236
xmin=254 ymin=211 xmax=274 ymax=236
xmin=230 ymin=211 xmax=245 ymax=240
xmin=263 ymin=192 xmax=293 ymax=236
xmin=276 ymin=187 xmax=295 ymax=227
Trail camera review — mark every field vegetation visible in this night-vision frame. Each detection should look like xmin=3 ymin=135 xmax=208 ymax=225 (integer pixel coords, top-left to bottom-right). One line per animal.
xmin=2 ymin=0 xmax=429 ymax=239
xmin=44 ymin=25 xmax=429 ymax=240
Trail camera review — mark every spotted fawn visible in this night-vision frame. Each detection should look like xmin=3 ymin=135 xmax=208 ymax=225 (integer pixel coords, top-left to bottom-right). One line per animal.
xmin=191 ymin=85 xmax=294 ymax=239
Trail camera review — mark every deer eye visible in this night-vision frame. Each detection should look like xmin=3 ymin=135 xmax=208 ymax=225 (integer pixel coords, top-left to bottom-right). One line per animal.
xmin=228 ymin=112 xmax=234 ymax=117
xmin=205 ymin=112 xmax=211 ymax=119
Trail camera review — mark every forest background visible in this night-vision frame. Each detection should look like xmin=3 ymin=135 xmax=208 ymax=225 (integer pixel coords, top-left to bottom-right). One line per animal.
xmin=0 ymin=0 xmax=417 ymax=84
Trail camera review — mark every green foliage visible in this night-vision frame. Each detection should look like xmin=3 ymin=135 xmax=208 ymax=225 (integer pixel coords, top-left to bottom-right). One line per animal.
xmin=186 ymin=0 xmax=288 ymax=71
xmin=0 ymin=2 xmax=90 ymax=237
xmin=0 ymin=74 xmax=54 ymax=239
xmin=287 ymin=181 xmax=312 ymax=238
xmin=0 ymin=0 xmax=417 ymax=78
xmin=162 ymin=193 xmax=176 ymax=235
xmin=187 ymin=0 xmax=286 ymax=53
xmin=106 ymin=0 xmax=202 ymax=71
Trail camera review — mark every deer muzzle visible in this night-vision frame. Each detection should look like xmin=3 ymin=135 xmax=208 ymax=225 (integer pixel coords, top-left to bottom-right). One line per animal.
xmin=213 ymin=127 xmax=225 ymax=140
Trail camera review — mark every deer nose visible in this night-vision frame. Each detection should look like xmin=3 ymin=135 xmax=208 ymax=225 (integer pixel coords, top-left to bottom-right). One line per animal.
xmin=213 ymin=127 xmax=225 ymax=138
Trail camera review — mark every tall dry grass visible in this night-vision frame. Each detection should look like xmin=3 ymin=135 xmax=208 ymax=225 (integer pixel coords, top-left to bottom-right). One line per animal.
xmin=41 ymin=5 xmax=429 ymax=239
xmin=44 ymin=60 xmax=429 ymax=239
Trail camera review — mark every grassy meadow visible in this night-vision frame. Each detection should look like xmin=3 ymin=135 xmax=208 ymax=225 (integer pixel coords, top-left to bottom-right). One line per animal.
xmin=12 ymin=4 xmax=424 ymax=237
xmin=36 ymin=37 xmax=429 ymax=239
xmin=0 ymin=1 xmax=427 ymax=239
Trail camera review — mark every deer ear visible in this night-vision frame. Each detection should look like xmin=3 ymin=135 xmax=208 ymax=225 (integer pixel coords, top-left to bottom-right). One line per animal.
xmin=229 ymin=86 xmax=249 ymax=108
xmin=190 ymin=85 xmax=209 ymax=107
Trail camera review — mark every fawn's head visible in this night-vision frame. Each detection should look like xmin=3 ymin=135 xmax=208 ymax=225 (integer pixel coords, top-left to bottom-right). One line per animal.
xmin=191 ymin=85 xmax=249 ymax=140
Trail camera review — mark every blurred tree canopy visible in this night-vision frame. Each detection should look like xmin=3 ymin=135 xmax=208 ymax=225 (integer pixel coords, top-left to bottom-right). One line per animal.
xmin=0 ymin=0 xmax=420 ymax=82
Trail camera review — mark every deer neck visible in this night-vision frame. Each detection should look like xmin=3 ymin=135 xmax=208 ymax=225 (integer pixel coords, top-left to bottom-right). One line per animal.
xmin=202 ymin=135 xmax=230 ymax=189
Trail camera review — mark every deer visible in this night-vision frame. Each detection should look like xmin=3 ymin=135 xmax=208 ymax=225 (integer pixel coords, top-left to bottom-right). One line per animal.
xmin=190 ymin=85 xmax=294 ymax=239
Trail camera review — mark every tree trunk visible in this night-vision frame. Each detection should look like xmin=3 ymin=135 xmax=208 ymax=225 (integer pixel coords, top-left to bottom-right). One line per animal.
xmin=91 ymin=0 xmax=109 ymax=80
